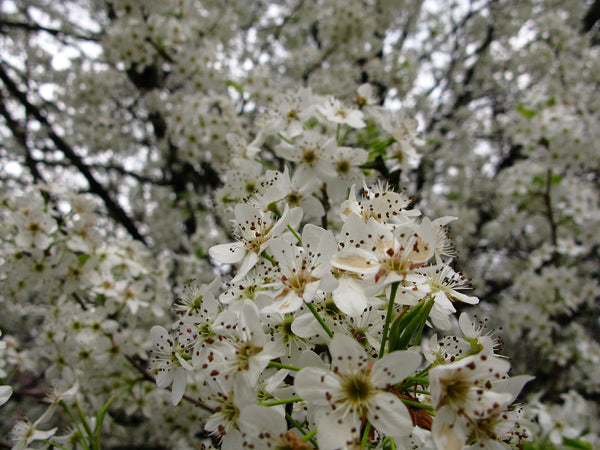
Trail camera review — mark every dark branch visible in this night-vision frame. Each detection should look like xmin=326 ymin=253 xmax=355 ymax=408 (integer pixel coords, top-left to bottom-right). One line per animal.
xmin=0 ymin=63 xmax=147 ymax=245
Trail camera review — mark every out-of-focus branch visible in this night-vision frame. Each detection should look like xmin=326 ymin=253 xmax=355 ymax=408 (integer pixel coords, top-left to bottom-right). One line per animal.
xmin=0 ymin=92 xmax=46 ymax=183
xmin=0 ymin=63 xmax=147 ymax=245
xmin=582 ymin=0 xmax=600 ymax=33
xmin=0 ymin=19 xmax=102 ymax=41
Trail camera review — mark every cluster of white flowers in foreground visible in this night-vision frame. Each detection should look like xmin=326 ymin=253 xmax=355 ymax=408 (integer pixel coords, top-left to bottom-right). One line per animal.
xmin=144 ymin=90 xmax=533 ymax=449
xmin=151 ymin=180 xmax=532 ymax=449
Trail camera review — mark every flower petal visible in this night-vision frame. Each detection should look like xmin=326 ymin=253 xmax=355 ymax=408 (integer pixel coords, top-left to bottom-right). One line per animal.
xmin=368 ymin=391 xmax=414 ymax=439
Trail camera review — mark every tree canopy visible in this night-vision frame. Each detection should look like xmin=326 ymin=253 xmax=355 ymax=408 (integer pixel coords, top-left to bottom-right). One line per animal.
xmin=0 ymin=1 xmax=599 ymax=448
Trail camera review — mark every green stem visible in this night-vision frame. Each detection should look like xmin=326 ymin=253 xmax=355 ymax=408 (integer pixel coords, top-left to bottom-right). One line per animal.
xmin=268 ymin=360 xmax=301 ymax=371
xmin=400 ymin=398 xmax=434 ymax=411
xmin=93 ymin=394 xmax=118 ymax=450
xmin=277 ymin=132 xmax=295 ymax=145
xmin=412 ymin=298 xmax=434 ymax=346
xmin=361 ymin=422 xmax=371 ymax=448
xmin=261 ymin=251 xmax=278 ymax=266
xmin=404 ymin=376 xmax=429 ymax=385
xmin=286 ymin=413 xmax=318 ymax=448
xmin=301 ymin=428 xmax=318 ymax=442
xmin=338 ymin=126 xmax=351 ymax=145
xmin=287 ymin=224 xmax=302 ymax=244
xmin=260 ymin=397 xmax=302 ymax=407
xmin=39 ymin=441 xmax=70 ymax=450
xmin=254 ymin=157 xmax=277 ymax=171
xmin=75 ymin=400 xmax=94 ymax=442
xmin=60 ymin=402 xmax=90 ymax=450
xmin=286 ymin=412 xmax=307 ymax=434
xmin=386 ymin=436 xmax=397 ymax=450
xmin=305 ymin=301 xmax=334 ymax=338
xmin=379 ymin=281 xmax=399 ymax=358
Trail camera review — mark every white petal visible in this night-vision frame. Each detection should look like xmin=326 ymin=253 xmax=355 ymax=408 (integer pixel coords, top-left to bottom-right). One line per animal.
xmin=0 ymin=385 xmax=12 ymax=406
xmin=155 ymin=367 xmax=174 ymax=389
xmin=458 ymin=312 xmax=476 ymax=339
xmin=452 ymin=291 xmax=479 ymax=305
xmin=238 ymin=405 xmax=286 ymax=440
xmin=295 ymin=366 xmax=340 ymax=406
xmin=209 ymin=242 xmax=246 ymax=264
xmin=492 ymin=374 xmax=535 ymax=403
xmin=149 ymin=325 xmax=170 ymax=345
xmin=31 ymin=427 xmax=58 ymax=442
xmin=368 ymin=391 xmax=414 ymax=439
xmin=332 ymin=277 xmax=368 ymax=316
xmin=371 ymin=350 xmax=421 ymax=388
xmin=329 ymin=334 xmax=369 ymax=375
xmin=432 ymin=406 xmax=466 ymax=450
xmin=175 ymin=352 xmax=194 ymax=371
xmin=315 ymin=408 xmax=360 ymax=450
xmin=332 ymin=248 xmax=379 ymax=274
xmin=291 ymin=313 xmax=322 ymax=338
xmin=231 ymin=251 xmax=260 ymax=283
xmin=262 ymin=291 xmax=303 ymax=315
xmin=171 ymin=368 xmax=187 ymax=405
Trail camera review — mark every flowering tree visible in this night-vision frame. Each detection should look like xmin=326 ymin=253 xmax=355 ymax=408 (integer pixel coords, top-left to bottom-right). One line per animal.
xmin=0 ymin=0 xmax=599 ymax=448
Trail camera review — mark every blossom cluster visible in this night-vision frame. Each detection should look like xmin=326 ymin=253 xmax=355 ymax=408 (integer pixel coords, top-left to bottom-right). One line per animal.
xmin=1 ymin=1 xmax=599 ymax=448
xmin=143 ymin=91 xmax=533 ymax=449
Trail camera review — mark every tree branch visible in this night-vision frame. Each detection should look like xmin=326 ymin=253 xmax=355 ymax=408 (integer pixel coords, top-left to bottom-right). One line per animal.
xmin=0 ymin=63 xmax=147 ymax=244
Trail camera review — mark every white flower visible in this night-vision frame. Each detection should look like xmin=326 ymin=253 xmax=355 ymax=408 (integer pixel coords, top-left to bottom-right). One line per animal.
xmin=429 ymin=354 xmax=512 ymax=418
xmin=332 ymin=214 xmax=436 ymax=285
xmin=416 ymin=264 xmax=479 ymax=314
xmin=317 ymin=96 xmax=366 ymax=128
xmin=149 ymin=325 xmax=193 ymax=405
xmin=340 ymin=183 xmax=419 ymax=224
xmin=295 ymin=334 xmax=421 ymax=449
xmin=14 ymin=209 xmax=57 ymax=250
xmin=205 ymin=300 xmax=280 ymax=388
xmin=238 ymin=405 xmax=298 ymax=449
xmin=10 ymin=410 xmax=58 ymax=450
xmin=261 ymin=225 xmax=336 ymax=315
xmin=209 ymin=203 xmax=294 ymax=283
xmin=173 ymin=276 xmax=221 ymax=316
xmin=429 ymin=354 xmax=532 ymax=449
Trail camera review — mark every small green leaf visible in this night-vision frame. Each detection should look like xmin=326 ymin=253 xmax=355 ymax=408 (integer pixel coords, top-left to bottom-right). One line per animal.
xmin=226 ymin=80 xmax=243 ymax=93
xmin=562 ymin=437 xmax=593 ymax=450
xmin=78 ymin=253 xmax=91 ymax=266
xmin=517 ymin=105 xmax=536 ymax=119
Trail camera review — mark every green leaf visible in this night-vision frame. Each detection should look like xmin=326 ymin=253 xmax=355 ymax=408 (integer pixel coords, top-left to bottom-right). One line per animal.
xmin=517 ymin=105 xmax=536 ymax=119
xmin=226 ymin=80 xmax=243 ymax=93
xmin=562 ymin=437 xmax=593 ymax=450
xmin=78 ymin=253 xmax=91 ymax=266
xmin=93 ymin=395 xmax=118 ymax=450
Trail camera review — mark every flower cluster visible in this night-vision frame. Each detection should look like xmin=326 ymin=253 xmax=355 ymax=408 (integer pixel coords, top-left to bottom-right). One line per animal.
xmin=2 ymin=1 xmax=598 ymax=447
xmin=144 ymin=92 xmax=532 ymax=449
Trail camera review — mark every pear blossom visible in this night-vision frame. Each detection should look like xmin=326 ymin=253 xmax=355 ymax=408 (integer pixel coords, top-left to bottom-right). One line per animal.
xmin=415 ymin=264 xmax=479 ymax=315
xmin=203 ymin=301 xmax=280 ymax=388
xmin=429 ymin=354 xmax=533 ymax=449
xmin=295 ymin=334 xmax=421 ymax=449
xmin=209 ymin=203 xmax=295 ymax=283
xmin=332 ymin=214 xmax=436 ymax=285
xmin=261 ymin=225 xmax=336 ymax=315
xmin=149 ymin=325 xmax=193 ymax=405
xmin=317 ymin=96 xmax=366 ymax=129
